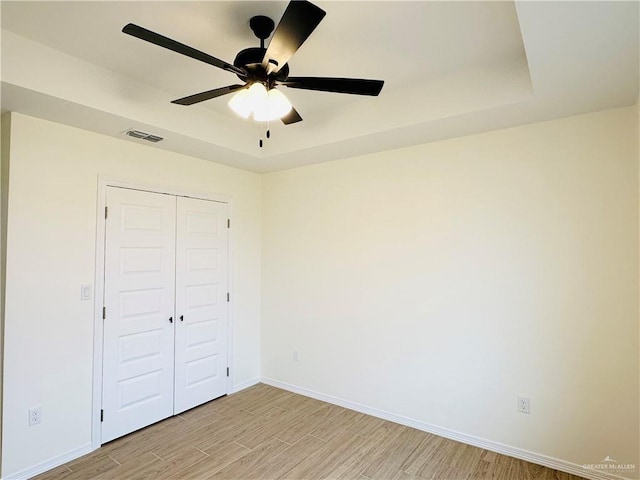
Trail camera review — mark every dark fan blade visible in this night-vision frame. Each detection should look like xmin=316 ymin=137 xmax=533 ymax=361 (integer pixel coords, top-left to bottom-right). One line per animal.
xmin=281 ymin=77 xmax=384 ymax=96
xmin=262 ymin=1 xmax=326 ymax=74
xmin=171 ymin=85 xmax=247 ymax=106
xmin=123 ymin=24 xmax=247 ymax=77
xmin=281 ymin=106 xmax=303 ymax=125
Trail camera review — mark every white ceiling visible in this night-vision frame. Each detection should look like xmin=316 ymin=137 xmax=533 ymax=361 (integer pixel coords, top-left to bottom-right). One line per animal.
xmin=1 ymin=1 xmax=638 ymax=173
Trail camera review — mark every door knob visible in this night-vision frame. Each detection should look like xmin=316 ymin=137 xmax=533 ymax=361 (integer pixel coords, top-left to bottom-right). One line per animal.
xmin=180 ymin=315 xmax=184 ymax=322
xmin=169 ymin=316 xmax=173 ymax=323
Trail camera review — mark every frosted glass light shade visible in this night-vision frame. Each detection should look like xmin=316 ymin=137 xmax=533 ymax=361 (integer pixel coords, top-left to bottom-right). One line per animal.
xmin=247 ymin=82 xmax=268 ymax=105
xmin=228 ymin=83 xmax=292 ymax=122
xmin=228 ymin=88 xmax=252 ymax=118
xmin=229 ymin=83 xmax=268 ymax=119
xmin=267 ymin=89 xmax=293 ymax=120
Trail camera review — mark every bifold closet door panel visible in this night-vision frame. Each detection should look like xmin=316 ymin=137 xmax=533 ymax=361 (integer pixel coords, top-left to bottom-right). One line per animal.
xmin=174 ymin=197 xmax=229 ymax=414
xmin=102 ymin=187 xmax=177 ymax=443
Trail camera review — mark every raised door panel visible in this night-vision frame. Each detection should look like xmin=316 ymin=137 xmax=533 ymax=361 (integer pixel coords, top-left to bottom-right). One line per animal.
xmin=174 ymin=197 xmax=228 ymax=414
xmin=102 ymin=187 xmax=176 ymax=443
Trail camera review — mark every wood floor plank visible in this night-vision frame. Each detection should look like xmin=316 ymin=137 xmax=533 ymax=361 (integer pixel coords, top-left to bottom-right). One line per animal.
xmin=284 ymin=430 xmax=381 ymax=480
xmin=426 ymin=463 xmax=473 ymax=480
xmin=344 ymin=411 xmax=389 ymax=437
xmin=236 ymin=386 xmax=294 ymax=415
xmin=100 ymin=416 xmax=184 ymax=464
xmin=272 ymin=392 xmax=327 ymax=414
xmin=166 ymin=442 xmax=251 ymax=480
xmin=150 ymin=417 xmax=226 ymax=460
xmin=139 ymin=446 xmax=208 ymax=479
xmin=321 ymin=421 xmax=406 ymax=480
xmin=275 ymin=403 xmax=344 ymax=444
xmin=234 ymin=404 xmax=311 ymax=449
xmin=450 ymin=443 xmax=486 ymax=474
xmin=63 ymin=453 xmax=121 ymax=479
xmin=362 ymin=426 xmax=431 ymax=479
xmin=151 ymin=444 xmax=208 ymax=465
xmin=412 ymin=435 xmax=458 ymax=478
xmin=470 ymin=459 xmax=513 ymax=480
xmin=32 ymin=384 xmax=588 ymax=480
xmin=251 ymin=434 xmax=328 ymax=480
xmin=402 ymin=437 xmax=484 ymax=480
xmin=92 ymin=451 xmax=166 ymax=480
xmin=31 ymin=464 xmax=72 ymax=480
xmin=400 ymin=431 xmax=442 ymax=475
xmin=195 ymin=406 xmax=287 ymax=453
xmin=480 ymin=448 xmax=513 ymax=466
xmin=176 ymin=403 xmax=224 ymax=427
xmin=195 ymin=385 xmax=271 ymax=417
xmin=308 ymin=408 xmax=364 ymax=442
xmin=218 ymin=385 xmax=278 ymax=410
xmin=507 ymin=458 xmax=534 ymax=480
xmin=207 ymin=437 xmax=289 ymax=480
xmin=391 ymin=471 xmax=420 ymax=480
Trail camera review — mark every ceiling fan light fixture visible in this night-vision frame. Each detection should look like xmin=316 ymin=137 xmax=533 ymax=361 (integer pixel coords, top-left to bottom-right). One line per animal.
xmin=229 ymin=82 xmax=292 ymax=122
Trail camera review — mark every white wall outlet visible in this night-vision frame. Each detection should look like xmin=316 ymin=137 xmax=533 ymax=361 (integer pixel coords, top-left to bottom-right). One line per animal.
xmin=518 ymin=396 xmax=530 ymax=414
xmin=293 ymin=348 xmax=300 ymax=362
xmin=29 ymin=406 xmax=42 ymax=425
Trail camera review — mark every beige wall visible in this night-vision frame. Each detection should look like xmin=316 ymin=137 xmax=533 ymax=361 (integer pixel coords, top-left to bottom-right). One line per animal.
xmin=1 ymin=113 xmax=12 ymax=475
xmin=262 ymin=106 xmax=640 ymax=477
xmin=1 ymin=113 xmax=262 ymax=477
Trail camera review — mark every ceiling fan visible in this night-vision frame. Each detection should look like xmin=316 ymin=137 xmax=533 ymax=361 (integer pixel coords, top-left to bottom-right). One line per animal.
xmin=122 ymin=0 xmax=384 ymax=128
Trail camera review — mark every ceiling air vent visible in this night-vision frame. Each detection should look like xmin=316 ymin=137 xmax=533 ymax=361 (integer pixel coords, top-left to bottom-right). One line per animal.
xmin=124 ymin=129 xmax=164 ymax=143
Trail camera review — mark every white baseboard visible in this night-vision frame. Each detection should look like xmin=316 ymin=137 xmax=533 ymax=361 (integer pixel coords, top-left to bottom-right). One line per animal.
xmin=261 ymin=377 xmax=633 ymax=480
xmin=232 ymin=376 xmax=260 ymax=394
xmin=3 ymin=443 xmax=94 ymax=480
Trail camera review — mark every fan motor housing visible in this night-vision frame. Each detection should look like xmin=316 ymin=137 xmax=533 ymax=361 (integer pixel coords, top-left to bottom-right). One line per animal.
xmin=233 ymin=47 xmax=289 ymax=82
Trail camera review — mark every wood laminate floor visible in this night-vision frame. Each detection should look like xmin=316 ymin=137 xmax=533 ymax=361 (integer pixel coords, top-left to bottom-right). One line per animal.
xmin=34 ymin=384 xmax=586 ymax=480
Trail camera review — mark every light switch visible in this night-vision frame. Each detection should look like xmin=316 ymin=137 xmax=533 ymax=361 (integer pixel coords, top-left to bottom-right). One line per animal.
xmin=81 ymin=284 xmax=92 ymax=301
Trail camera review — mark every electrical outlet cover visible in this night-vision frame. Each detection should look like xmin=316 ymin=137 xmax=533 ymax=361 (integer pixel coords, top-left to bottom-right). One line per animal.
xmin=29 ymin=406 xmax=42 ymax=425
xmin=517 ymin=396 xmax=530 ymax=414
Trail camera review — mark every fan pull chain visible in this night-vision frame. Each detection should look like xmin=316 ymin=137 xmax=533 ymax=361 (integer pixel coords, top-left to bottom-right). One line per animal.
xmin=259 ymin=120 xmax=272 ymax=148
xmin=256 ymin=118 xmax=264 ymax=148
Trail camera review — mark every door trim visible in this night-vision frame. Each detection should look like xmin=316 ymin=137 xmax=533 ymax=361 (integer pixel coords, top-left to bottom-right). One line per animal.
xmin=91 ymin=176 xmax=234 ymax=450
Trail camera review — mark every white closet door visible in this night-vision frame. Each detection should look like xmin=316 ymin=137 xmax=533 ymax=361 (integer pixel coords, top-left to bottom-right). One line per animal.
xmin=174 ymin=197 xmax=229 ymax=414
xmin=102 ymin=187 xmax=177 ymax=443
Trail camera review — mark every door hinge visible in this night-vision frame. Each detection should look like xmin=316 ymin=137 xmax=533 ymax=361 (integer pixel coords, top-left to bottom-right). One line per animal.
xmin=105 ymin=206 xmax=108 ymax=219
xmin=226 ymin=367 xmax=229 ymax=377
xmin=102 ymin=306 xmax=106 ymax=319
xmin=227 ymin=218 xmax=230 ymax=229
xmin=227 ymin=292 xmax=230 ymax=302
xmin=100 ymin=409 xmax=104 ymax=422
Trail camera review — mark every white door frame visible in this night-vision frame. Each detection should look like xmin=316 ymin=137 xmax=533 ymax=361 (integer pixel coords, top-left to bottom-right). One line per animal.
xmin=91 ymin=176 xmax=234 ymax=450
